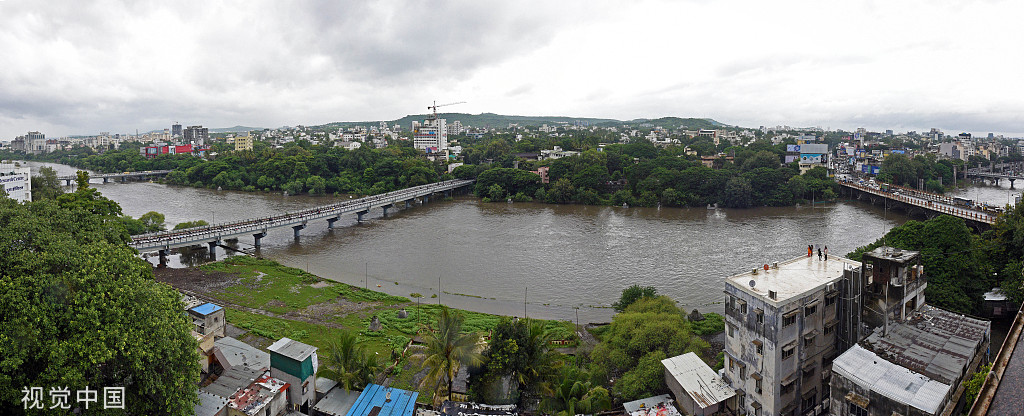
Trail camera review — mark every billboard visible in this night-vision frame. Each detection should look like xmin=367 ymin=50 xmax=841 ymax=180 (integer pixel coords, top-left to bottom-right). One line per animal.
xmin=785 ymin=155 xmax=798 ymax=163
xmin=787 ymin=144 xmax=801 ymax=152
xmin=800 ymin=154 xmax=823 ymax=164
xmin=872 ymin=166 xmax=881 ymax=174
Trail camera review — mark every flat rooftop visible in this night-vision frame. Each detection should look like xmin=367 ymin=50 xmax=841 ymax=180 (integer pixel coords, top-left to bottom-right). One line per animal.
xmin=833 ymin=344 xmax=949 ymax=415
xmin=862 ymin=246 xmax=920 ymax=263
xmin=862 ymin=305 xmax=989 ymax=385
xmin=726 ymin=255 xmax=860 ymax=304
xmin=661 ymin=352 xmax=735 ymax=408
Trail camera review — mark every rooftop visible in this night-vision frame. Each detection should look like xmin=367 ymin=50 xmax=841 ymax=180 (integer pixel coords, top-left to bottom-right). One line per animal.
xmin=267 ymin=337 xmax=317 ymax=362
xmin=200 ymin=366 xmax=264 ymax=401
xmin=215 ymin=337 xmax=270 ymax=372
xmin=725 ymin=255 xmax=860 ymax=304
xmin=863 ymin=246 xmax=920 ymax=263
xmin=189 ymin=302 xmax=223 ymax=316
xmin=833 ymin=344 xmax=949 ymax=414
xmin=312 ymin=388 xmax=361 ymax=416
xmin=861 ymin=305 xmax=989 ymax=384
xmin=345 ymin=383 xmax=418 ymax=416
xmin=194 ymin=390 xmax=229 ymax=416
xmin=439 ymin=401 xmax=518 ymax=416
xmin=661 ymin=352 xmax=735 ymax=408
xmin=622 ymin=394 xmax=682 ymax=416
xmin=228 ymin=373 xmax=289 ymax=416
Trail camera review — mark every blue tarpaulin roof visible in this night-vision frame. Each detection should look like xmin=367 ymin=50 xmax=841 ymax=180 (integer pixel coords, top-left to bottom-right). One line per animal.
xmin=346 ymin=383 xmax=418 ymax=416
xmin=190 ymin=303 xmax=223 ymax=316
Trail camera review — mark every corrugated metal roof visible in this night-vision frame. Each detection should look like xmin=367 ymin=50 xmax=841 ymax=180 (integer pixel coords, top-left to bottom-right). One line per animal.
xmin=194 ymin=390 xmax=229 ymax=416
xmin=312 ymin=388 xmax=362 ymax=416
xmin=214 ymin=336 xmax=270 ymax=372
xmin=862 ymin=305 xmax=989 ymax=384
xmin=622 ymin=395 xmax=682 ymax=416
xmin=661 ymin=353 xmax=735 ymax=409
xmin=267 ymin=337 xmax=317 ymax=362
xmin=190 ymin=302 xmax=223 ymax=316
xmin=833 ymin=345 xmax=949 ymax=414
xmin=345 ymin=384 xmax=418 ymax=416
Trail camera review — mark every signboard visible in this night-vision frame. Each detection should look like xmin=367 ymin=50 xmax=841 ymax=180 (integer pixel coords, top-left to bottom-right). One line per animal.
xmin=785 ymin=155 xmax=798 ymax=163
xmin=800 ymin=154 xmax=823 ymax=164
xmin=871 ymin=166 xmax=881 ymax=174
xmin=787 ymin=144 xmax=801 ymax=152
xmin=891 ymin=150 xmax=905 ymax=154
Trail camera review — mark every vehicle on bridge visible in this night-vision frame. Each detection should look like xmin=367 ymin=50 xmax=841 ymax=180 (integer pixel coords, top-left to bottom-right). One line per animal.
xmin=953 ymin=197 xmax=973 ymax=207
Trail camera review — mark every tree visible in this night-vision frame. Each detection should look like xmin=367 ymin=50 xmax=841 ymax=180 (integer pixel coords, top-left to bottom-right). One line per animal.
xmin=173 ymin=220 xmax=210 ymax=230
xmin=31 ymin=166 xmax=64 ymax=200
xmin=613 ymin=284 xmax=657 ymax=312
xmin=0 ymin=197 xmax=200 ymax=414
xmin=722 ymin=176 xmax=753 ymax=208
xmin=321 ymin=330 xmax=380 ymax=390
xmin=417 ymin=307 xmax=484 ymax=405
xmin=139 ymin=211 xmax=166 ymax=233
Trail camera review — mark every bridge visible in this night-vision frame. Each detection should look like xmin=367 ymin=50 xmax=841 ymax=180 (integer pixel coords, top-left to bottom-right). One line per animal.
xmin=59 ymin=170 xmax=172 ymax=185
xmin=837 ymin=180 xmax=999 ymax=227
xmin=130 ymin=179 xmax=475 ymax=265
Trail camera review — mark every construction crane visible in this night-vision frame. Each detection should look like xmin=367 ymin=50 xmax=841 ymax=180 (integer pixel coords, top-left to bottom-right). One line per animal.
xmin=427 ymin=101 xmax=466 ymax=120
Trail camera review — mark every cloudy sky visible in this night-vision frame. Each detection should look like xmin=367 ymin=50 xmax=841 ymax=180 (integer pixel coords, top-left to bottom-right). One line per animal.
xmin=1 ymin=0 xmax=1022 ymax=139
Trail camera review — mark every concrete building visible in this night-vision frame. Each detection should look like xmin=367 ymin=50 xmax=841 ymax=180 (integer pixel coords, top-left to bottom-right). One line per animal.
xmin=0 ymin=164 xmax=32 ymax=202
xmin=200 ymin=367 xmax=290 ymax=416
xmin=172 ymin=122 xmax=183 ymax=138
xmin=414 ymin=117 xmax=448 ymax=153
xmin=214 ymin=337 xmax=270 ymax=372
xmin=829 ymin=247 xmax=990 ymax=416
xmin=623 ymin=394 xmax=683 ymax=416
xmin=189 ymin=303 xmax=226 ymax=338
xmin=662 ymin=352 xmax=736 ymax=415
xmin=234 ymin=132 xmax=253 ymax=151
xmin=184 ymin=125 xmax=210 ymax=146
xmin=344 ymin=384 xmax=418 ymax=416
xmin=268 ymin=337 xmax=319 ymax=413
xmin=723 ymin=255 xmax=863 ymax=416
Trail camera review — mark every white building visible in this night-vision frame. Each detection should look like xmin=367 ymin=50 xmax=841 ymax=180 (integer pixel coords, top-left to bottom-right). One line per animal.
xmin=414 ymin=117 xmax=448 ymax=153
xmin=0 ymin=164 xmax=32 ymax=202
xmin=662 ymin=352 xmax=736 ymax=416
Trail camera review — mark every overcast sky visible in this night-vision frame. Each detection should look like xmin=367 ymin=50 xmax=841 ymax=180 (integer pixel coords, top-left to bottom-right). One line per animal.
xmin=2 ymin=0 xmax=1022 ymax=139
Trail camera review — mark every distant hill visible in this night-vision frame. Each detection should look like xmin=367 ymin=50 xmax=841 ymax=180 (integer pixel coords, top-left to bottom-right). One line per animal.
xmin=315 ymin=113 xmax=729 ymax=130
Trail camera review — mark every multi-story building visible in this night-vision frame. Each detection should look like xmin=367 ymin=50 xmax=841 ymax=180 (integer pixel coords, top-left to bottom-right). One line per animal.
xmin=183 ymin=125 xmax=209 ymax=146
xmin=723 ymin=255 xmax=863 ymax=416
xmin=447 ymin=120 xmax=464 ymax=136
xmin=171 ymin=122 xmax=182 ymax=138
xmin=0 ymin=164 xmax=32 ymax=202
xmin=830 ymin=247 xmax=989 ymax=416
xmin=234 ymin=132 xmax=253 ymax=151
xmin=413 ymin=117 xmax=447 ymax=153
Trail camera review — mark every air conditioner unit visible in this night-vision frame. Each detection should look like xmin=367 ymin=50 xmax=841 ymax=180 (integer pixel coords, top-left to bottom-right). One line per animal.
xmin=769 ymin=291 xmax=777 ymax=300
xmin=826 ymin=283 xmax=835 ymax=292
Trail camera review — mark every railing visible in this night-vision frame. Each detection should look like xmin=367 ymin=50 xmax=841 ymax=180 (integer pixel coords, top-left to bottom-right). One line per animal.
xmin=128 ymin=179 xmax=474 ymax=251
xmin=839 ymin=181 xmax=997 ymax=224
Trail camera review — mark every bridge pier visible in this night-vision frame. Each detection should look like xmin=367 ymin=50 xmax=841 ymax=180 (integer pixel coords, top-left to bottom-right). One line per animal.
xmin=253 ymin=231 xmax=267 ymax=248
xmin=103 ymin=177 xmax=109 ymax=184
xmin=158 ymin=249 xmax=168 ymax=268
xmin=292 ymin=223 xmax=307 ymax=239
xmin=1011 ymin=179 xmax=1016 ymax=188
xmin=357 ymin=210 xmax=369 ymax=222
xmin=327 ymin=216 xmax=340 ymax=229
xmin=65 ymin=179 xmax=72 ymax=186
xmin=208 ymin=240 xmax=220 ymax=260
xmin=405 ymin=199 xmax=413 ymax=209
xmin=423 ymin=195 xmax=429 ymax=204
xmin=382 ymin=203 xmax=393 ymax=217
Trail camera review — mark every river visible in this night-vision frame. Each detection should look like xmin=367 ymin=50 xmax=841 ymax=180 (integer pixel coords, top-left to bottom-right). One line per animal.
xmin=15 ymin=160 xmax=1018 ymax=323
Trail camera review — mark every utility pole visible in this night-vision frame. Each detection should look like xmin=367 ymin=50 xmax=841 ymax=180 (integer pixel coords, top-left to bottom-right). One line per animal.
xmin=524 ymin=287 xmax=528 ymax=318
xmin=438 ymin=275 xmax=442 ymax=305
xmin=364 ymin=261 xmax=367 ymax=290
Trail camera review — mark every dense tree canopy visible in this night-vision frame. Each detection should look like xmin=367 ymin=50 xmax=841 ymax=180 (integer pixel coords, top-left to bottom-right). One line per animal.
xmin=0 ymin=183 xmax=199 ymax=414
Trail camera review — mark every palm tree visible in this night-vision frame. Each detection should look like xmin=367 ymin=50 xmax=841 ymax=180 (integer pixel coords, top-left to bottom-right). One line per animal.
xmin=516 ymin=320 xmax=563 ymax=400
xmin=416 ymin=307 xmax=484 ymax=404
xmin=320 ymin=330 xmax=380 ymax=391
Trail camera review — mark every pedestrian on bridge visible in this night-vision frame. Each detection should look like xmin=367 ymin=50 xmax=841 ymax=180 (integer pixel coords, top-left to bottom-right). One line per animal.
xmin=818 ymin=248 xmax=822 ymax=261
xmin=808 ymin=245 xmax=813 ymax=257
xmin=824 ymin=246 xmax=828 ymax=261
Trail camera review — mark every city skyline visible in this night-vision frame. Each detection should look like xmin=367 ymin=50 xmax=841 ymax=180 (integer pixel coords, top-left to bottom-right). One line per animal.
xmin=2 ymin=0 xmax=1023 ymax=139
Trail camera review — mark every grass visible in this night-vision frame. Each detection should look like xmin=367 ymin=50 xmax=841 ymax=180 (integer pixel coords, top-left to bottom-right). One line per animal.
xmin=690 ymin=312 xmax=725 ymax=336
xmin=203 ymin=256 xmax=406 ymax=314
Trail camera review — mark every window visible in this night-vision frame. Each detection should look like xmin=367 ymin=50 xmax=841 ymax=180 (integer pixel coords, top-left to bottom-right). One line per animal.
xmin=727 ymin=356 xmax=733 ymax=371
xmin=783 ymin=311 xmax=797 ymax=327
xmin=802 ymin=393 xmax=817 ymax=411
xmin=756 ymin=309 xmax=764 ymax=325
xmin=739 ymin=301 xmax=748 ymax=314
xmin=756 ymin=342 xmax=763 ymax=355
xmin=824 ymin=323 xmax=836 ymax=336
xmin=755 ymin=378 xmax=762 ymax=394
xmin=728 ymin=324 xmax=735 ymax=337
xmin=848 ymin=402 xmax=868 ymax=416
xmin=739 ymin=365 xmax=746 ymax=379
xmin=805 ymin=304 xmax=817 ymax=316
xmin=782 ymin=345 xmax=795 ymax=360
xmin=804 ymin=336 xmax=814 ymax=348
xmin=781 ymin=381 xmax=795 ymax=395
xmin=802 ymin=366 xmax=814 ymax=381
xmin=825 ymin=294 xmax=837 ymax=307
xmin=302 ymin=381 xmax=309 ymax=395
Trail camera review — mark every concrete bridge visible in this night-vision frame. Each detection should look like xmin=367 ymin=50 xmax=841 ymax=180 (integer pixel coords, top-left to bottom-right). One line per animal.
xmin=837 ymin=180 xmax=999 ymax=228
xmin=966 ymin=169 xmax=1024 ymax=187
xmin=129 ymin=179 xmax=475 ymax=264
xmin=59 ymin=170 xmax=172 ymax=185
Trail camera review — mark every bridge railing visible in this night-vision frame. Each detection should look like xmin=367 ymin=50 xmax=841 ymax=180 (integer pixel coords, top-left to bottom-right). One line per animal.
xmin=129 ymin=179 xmax=473 ymax=247
xmin=839 ymin=181 xmax=996 ymax=224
